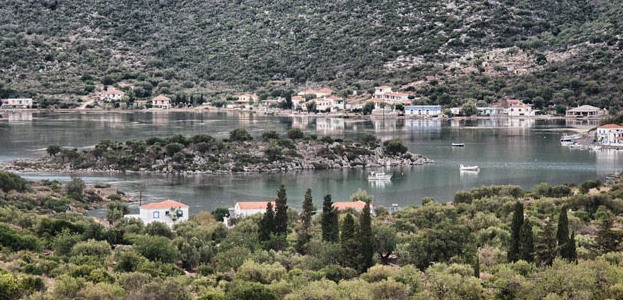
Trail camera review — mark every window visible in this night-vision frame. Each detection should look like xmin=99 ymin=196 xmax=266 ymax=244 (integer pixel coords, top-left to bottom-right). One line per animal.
xmin=153 ymin=211 xmax=160 ymax=219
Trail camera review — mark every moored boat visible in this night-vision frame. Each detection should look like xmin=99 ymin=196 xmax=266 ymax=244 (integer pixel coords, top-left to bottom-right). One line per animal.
xmin=368 ymin=171 xmax=392 ymax=180
xmin=451 ymin=143 xmax=465 ymax=147
xmin=459 ymin=164 xmax=480 ymax=171
xmin=560 ymin=134 xmax=582 ymax=146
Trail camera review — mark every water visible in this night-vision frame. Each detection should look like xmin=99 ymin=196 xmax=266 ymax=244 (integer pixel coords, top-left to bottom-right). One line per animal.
xmin=1 ymin=111 xmax=621 ymax=215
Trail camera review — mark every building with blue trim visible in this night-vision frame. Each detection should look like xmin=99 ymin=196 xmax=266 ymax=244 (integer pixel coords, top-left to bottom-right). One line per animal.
xmin=404 ymin=105 xmax=442 ymax=117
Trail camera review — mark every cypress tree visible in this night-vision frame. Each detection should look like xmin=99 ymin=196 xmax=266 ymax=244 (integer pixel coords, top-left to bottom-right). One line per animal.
xmin=562 ymin=231 xmax=577 ymax=262
xmin=259 ymin=202 xmax=275 ymax=242
xmin=535 ymin=217 xmax=557 ymax=266
xmin=474 ymin=253 xmax=480 ymax=278
xmin=519 ymin=217 xmax=534 ymax=262
xmin=274 ymin=185 xmax=288 ymax=235
xmin=556 ymin=207 xmax=569 ymax=254
xmin=508 ymin=201 xmax=524 ymax=262
xmin=296 ymin=188 xmax=314 ymax=254
xmin=596 ymin=216 xmax=620 ymax=254
xmin=321 ymin=194 xmax=339 ymax=242
xmin=357 ymin=201 xmax=374 ymax=273
xmin=340 ymin=214 xmax=358 ymax=269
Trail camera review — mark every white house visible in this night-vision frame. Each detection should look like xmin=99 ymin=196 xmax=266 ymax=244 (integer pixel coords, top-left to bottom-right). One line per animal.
xmin=234 ymin=201 xmax=275 ymax=217
xmin=298 ymin=88 xmax=333 ymax=98
xmin=597 ymin=124 xmax=623 ymax=147
xmin=125 ymin=199 xmax=189 ymax=228
xmin=100 ymin=88 xmax=125 ymax=102
xmin=507 ymin=104 xmax=534 ymax=116
xmin=404 ymin=105 xmax=442 ymax=117
xmin=152 ymin=95 xmax=171 ymax=109
xmin=292 ymin=96 xmax=306 ymax=110
xmin=374 ymin=86 xmax=393 ymax=96
xmin=315 ymin=96 xmax=344 ymax=112
xmin=566 ymin=105 xmax=606 ymax=118
xmin=1 ymin=98 xmax=33 ymax=109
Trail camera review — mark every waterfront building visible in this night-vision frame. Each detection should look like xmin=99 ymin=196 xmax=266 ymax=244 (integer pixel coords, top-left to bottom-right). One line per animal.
xmin=597 ymin=124 xmax=623 ymax=147
xmin=100 ymin=88 xmax=125 ymax=102
xmin=124 ymin=199 xmax=189 ymax=228
xmin=298 ymin=88 xmax=334 ymax=98
xmin=404 ymin=105 xmax=442 ymax=117
xmin=152 ymin=95 xmax=171 ymax=109
xmin=0 ymin=98 xmax=33 ymax=109
xmin=565 ymin=105 xmax=606 ymax=119
xmin=234 ymin=201 xmax=275 ymax=217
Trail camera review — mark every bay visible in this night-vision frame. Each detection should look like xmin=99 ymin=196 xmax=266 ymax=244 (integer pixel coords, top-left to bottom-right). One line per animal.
xmin=1 ymin=111 xmax=621 ymax=216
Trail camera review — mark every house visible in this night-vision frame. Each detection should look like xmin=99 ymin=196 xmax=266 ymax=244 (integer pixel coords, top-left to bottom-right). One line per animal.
xmin=379 ymin=92 xmax=411 ymax=105
xmin=298 ymin=88 xmax=334 ymax=98
xmin=565 ymin=105 xmax=606 ymax=119
xmin=333 ymin=201 xmax=373 ymax=212
xmin=125 ymin=199 xmax=189 ymax=228
xmin=237 ymin=93 xmax=259 ymax=103
xmin=404 ymin=105 xmax=442 ymax=117
xmin=152 ymin=95 xmax=171 ymax=109
xmin=291 ymin=96 xmax=305 ymax=110
xmin=234 ymin=201 xmax=275 ymax=217
xmin=507 ymin=104 xmax=534 ymax=117
xmin=1 ymin=98 xmax=33 ymax=109
xmin=477 ymin=107 xmax=499 ymax=116
xmin=315 ymin=96 xmax=344 ymax=112
xmin=597 ymin=124 xmax=623 ymax=147
xmin=100 ymin=88 xmax=125 ymax=102
xmin=374 ymin=86 xmax=393 ymax=96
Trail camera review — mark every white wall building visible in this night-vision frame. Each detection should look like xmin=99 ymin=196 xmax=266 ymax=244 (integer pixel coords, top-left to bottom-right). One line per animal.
xmin=1 ymin=98 xmax=33 ymax=109
xmin=125 ymin=199 xmax=189 ymax=228
xmin=152 ymin=95 xmax=171 ymax=109
xmin=597 ymin=124 xmax=623 ymax=147
xmin=100 ymin=88 xmax=125 ymax=102
xmin=234 ymin=201 xmax=275 ymax=217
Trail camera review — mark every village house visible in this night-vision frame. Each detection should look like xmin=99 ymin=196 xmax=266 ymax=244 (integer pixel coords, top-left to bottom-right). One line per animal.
xmin=234 ymin=201 xmax=275 ymax=217
xmin=152 ymin=95 xmax=171 ymax=109
xmin=298 ymin=88 xmax=334 ymax=98
xmin=124 ymin=199 xmax=189 ymax=228
xmin=315 ymin=95 xmax=344 ymax=112
xmin=333 ymin=201 xmax=374 ymax=213
xmin=374 ymin=86 xmax=393 ymax=96
xmin=404 ymin=105 xmax=442 ymax=117
xmin=477 ymin=107 xmax=499 ymax=116
xmin=497 ymin=99 xmax=535 ymax=116
xmin=291 ymin=95 xmax=306 ymax=110
xmin=565 ymin=105 xmax=606 ymax=119
xmin=237 ymin=93 xmax=259 ymax=103
xmin=0 ymin=98 xmax=33 ymax=109
xmin=597 ymin=124 xmax=623 ymax=148
xmin=100 ymin=88 xmax=125 ymax=102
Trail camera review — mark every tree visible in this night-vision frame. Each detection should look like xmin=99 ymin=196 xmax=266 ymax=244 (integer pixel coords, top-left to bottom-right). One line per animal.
xmin=518 ymin=217 xmax=534 ymax=262
xmin=340 ymin=214 xmax=358 ymax=269
xmin=261 ymin=131 xmax=280 ymax=141
xmin=596 ymin=216 xmax=621 ymax=254
xmin=274 ymin=185 xmax=288 ymax=235
xmin=321 ymin=194 xmax=339 ymax=242
xmin=557 ymin=207 xmax=570 ymax=256
xmin=461 ymin=100 xmax=478 ymax=116
xmin=508 ymin=201 xmax=524 ymax=262
xmin=383 ymin=139 xmax=407 ymax=156
xmin=357 ymin=201 xmax=374 ymax=272
xmin=0 ymin=171 xmax=28 ymax=193
xmin=258 ymin=203 xmax=275 ymax=242
xmin=47 ymin=144 xmax=62 ymax=157
xmin=296 ymin=188 xmax=314 ymax=254
xmin=106 ymin=201 xmax=129 ymax=225
xmin=362 ymin=133 xmax=379 ymax=148
xmin=349 ymin=188 xmax=374 ymax=203
xmin=211 ymin=207 xmax=230 ymax=222
xmin=225 ymin=281 xmax=277 ymax=300
xmin=562 ymin=231 xmax=577 ymax=262
xmin=362 ymin=101 xmax=375 ymax=115
xmin=535 ymin=217 xmax=557 ymax=266
xmin=66 ymin=177 xmax=85 ymax=201
xmin=132 ymin=235 xmax=179 ymax=263
xmin=286 ymin=128 xmax=305 ymax=140
xmin=373 ymin=225 xmax=397 ymax=265
xmin=229 ymin=128 xmax=253 ymax=142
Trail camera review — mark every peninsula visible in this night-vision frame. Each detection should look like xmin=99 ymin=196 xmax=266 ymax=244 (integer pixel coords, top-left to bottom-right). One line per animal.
xmin=3 ymin=129 xmax=431 ymax=174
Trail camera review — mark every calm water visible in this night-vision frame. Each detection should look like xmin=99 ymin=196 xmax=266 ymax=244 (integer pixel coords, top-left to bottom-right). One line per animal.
xmin=1 ymin=111 xmax=621 ymax=215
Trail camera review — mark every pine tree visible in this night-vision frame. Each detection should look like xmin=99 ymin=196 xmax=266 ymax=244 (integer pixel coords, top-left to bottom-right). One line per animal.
xmin=357 ymin=201 xmax=374 ymax=273
xmin=259 ymin=202 xmax=275 ymax=242
xmin=340 ymin=214 xmax=358 ymax=269
xmin=562 ymin=231 xmax=577 ymax=262
xmin=274 ymin=185 xmax=288 ymax=235
xmin=296 ymin=188 xmax=314 ymax=254
xmin=535 ymin=217 xmax=557 ymax=266
xmin=321 ymin=194 xmax=339 ymax=242
xmin=508 ymin=201 xmax=524 ymax=262
xmin=557 ymin=207 xmax=569 ymax=254
xmin=518 ymin=217 xmax=534 ymax=262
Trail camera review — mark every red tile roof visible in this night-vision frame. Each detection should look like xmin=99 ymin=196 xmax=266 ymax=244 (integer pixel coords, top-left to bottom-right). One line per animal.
xmin=152 ymin=95 xmax=171 ymax=101
xmin=600 ymin=124 xmax=623 ymax=129
xmin=236 ymin=201 xmax=275 ymax=210
xmin=333 ymin=200 xmax=369 ymax=210
xmin=140 ymin=199 xmax=188 ymax=209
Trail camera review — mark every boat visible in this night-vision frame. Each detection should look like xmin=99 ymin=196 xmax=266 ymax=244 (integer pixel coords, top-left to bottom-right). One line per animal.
xmin=451 ymin=143 xmax=465 ymax=147
xmin=367 ymin=171 xmax=392 ymax=180
xmin=459 ymin=164 xmax=480 ymax=171
xmin=560 ymin=134 xmax=582 ymax=146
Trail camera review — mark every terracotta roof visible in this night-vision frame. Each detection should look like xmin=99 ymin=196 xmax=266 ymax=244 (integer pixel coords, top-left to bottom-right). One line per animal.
xmin=600 ymin=124 xmax=623 ymax=129
xmin=152 ymin=95 xmax=171 ymax=101
xmin=317 ymin=88 xmax=333 ymax=93
xmin=333 ymin=200 xmax=369 ymax=210
xmin=236 ymin=201 xmax=275 ymax=210
xmin=292 ymin=96 xmax=304 ymax=101
xmin=326 ymin=95 xmax=343 ymax=100
xmin=140 ymin=199 xmax=188 ymax=209
xmin=567 ymin=105 xmax=602 ymax=112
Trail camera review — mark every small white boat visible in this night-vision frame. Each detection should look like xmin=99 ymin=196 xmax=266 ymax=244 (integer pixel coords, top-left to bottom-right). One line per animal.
xmin=451 ymin=143 xmax=465 ymax=147
xmin=368 ymin=171 xmax=392 ymax=180
xmin=560 ymin=134 xmax=582 ymax=146
xmin=460 ymin=164 xmax=480 ymax=171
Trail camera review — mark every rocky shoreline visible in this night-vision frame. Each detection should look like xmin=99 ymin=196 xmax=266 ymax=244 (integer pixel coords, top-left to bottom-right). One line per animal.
xmin=1 ymin=135 xmax=433 ymax=175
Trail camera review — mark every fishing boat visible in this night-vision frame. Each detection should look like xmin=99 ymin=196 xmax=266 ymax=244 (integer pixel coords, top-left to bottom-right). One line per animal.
xmin=367 ymin=171 xmax=392 ymax=180
xmin=451 ymin=143 xmax=465 ymax=147
xmin=560 ymin=134 xmax=582 ymax=146
xmin=459 ymin=164 xmax=480 ymax=172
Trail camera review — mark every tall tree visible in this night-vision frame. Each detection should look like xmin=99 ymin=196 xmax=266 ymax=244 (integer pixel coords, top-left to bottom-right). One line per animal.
xmin=557 ymin=207 xmax=570 ymax=254
xmin=596 ymin=216 xmax=621 ymax=254
xmin=535 ymin=217 xmax=557 ymax=266
xmin=508 ymin=201 xmax=524 ymax=262
xmin=296 ymin=188 xmax=314 ymax=254
xmin=562 ymin=231 xmax=577 ymax=262
xmin=274 ymin=185 xmax=289 ymax=235
xmin=357 ymin=201 xmax=374 ymax=272
xmin=519 ymin=217 xmax=535 ymax=262
xmin=373 ymin=225 xmax=397 ymax=265
xmin=259 ymin=203 xmax=275 ymax=242
xmin=321 ymin=194 xmax=339 ymax=242
xmin=340 ymin=214 xmax=358 ymax=269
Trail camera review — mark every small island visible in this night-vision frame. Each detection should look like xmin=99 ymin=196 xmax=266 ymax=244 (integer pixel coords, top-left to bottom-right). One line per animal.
xmin=3 ymin=129 xmax=432 ymax=174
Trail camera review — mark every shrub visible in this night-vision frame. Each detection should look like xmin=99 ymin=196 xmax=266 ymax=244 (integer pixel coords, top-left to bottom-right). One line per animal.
xmin=383 ymin=139 xmax=407 ymax=155
xmin=229 ymin=129 xmax=253 ymax=142
xmin=0 ymin=171 xmax=28 ymax=193
xmin=287 ymin=128 xmax=305 ymax=140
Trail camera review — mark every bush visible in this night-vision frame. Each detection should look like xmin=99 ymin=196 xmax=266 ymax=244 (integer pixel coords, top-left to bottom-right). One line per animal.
xmin=383 ymin=139 xmax=407 ymax=156
xmin=229 ymin=129 xmax=253 ymax=142
xmin=0 ymin=224 xmax=41 ymax=252
xmin=225 ymin=281 xmax=277 ymax=300
xmin=132 ymin=235 xmax=179 ymax=263
xmin=287 ymin=128 xmax=305 ymax=140
xmin=0 ymin=171 xmax=28 ymax=193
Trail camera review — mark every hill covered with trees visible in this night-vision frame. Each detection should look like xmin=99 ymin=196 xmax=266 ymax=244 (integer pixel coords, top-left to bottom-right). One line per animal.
xmin=1 ymin=0 xmax=622 ymax=111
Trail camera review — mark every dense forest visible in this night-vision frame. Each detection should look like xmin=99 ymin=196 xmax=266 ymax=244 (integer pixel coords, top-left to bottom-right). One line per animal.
xmin=0 ymin=167 xmax=622 ymax=299
xmin=1 ymin=0 xmax=622 ymax=111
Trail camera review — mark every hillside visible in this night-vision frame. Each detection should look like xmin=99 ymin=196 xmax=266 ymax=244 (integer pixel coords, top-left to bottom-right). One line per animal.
xmin=0 ymin=0 xmax=622 ymax=110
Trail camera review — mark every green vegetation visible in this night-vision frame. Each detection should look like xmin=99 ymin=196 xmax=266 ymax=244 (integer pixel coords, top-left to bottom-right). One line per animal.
xmin=1 ymin=172 xmax=623 ymax=298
